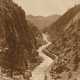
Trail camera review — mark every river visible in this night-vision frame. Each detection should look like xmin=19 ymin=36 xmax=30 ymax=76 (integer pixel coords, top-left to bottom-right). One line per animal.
xmin=31 ymin=34 xmax=53 ymax=80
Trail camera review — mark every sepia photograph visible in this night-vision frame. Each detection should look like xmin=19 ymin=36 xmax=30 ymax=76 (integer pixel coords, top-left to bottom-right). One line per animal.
xmin=0 ymin=0 xmax=80 ymax=80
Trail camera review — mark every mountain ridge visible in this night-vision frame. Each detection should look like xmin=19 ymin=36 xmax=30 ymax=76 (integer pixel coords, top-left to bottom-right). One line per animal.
xmin=26 ymin=15 xmax=60 ymax=31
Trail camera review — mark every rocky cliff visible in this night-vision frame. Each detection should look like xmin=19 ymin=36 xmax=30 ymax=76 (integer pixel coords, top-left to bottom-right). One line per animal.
xmin=0 ymin=0 xmax=43 ymax=77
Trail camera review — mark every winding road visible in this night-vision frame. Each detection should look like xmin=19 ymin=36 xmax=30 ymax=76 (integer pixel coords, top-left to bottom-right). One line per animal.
xmin=31 ymin=34 xmax=53 ymax=80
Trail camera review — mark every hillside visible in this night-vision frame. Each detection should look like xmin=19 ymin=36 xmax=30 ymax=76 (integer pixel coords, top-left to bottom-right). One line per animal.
xmin=45 ymin=5 xmax=80 ymax=41
xmin=26 ymin=15 xmax=60 ymax=31
xmin=44 ymin=5 xmax=80 ymax=80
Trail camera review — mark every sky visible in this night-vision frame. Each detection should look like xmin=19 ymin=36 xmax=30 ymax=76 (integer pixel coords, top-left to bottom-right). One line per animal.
xmin=13 ymin=0 xmax=80 ymax=16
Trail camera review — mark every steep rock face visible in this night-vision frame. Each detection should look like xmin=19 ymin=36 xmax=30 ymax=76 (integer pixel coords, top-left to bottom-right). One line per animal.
xmin=0 ymin=0 xmax=42 ymax=77
xmin=45 ymin=5 xmax=80 ymax=80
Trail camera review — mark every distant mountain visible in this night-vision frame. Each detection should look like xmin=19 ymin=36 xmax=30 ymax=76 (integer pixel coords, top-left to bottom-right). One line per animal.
xmin=26 ymin=15 xmax=60 ymax=31
xmin=44 ymin=5 xmax=80 ymax=80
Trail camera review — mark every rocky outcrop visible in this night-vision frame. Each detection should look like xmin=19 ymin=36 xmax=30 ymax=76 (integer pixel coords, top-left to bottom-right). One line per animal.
xmin=27 ymin=21 xmax=44 ymax=49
